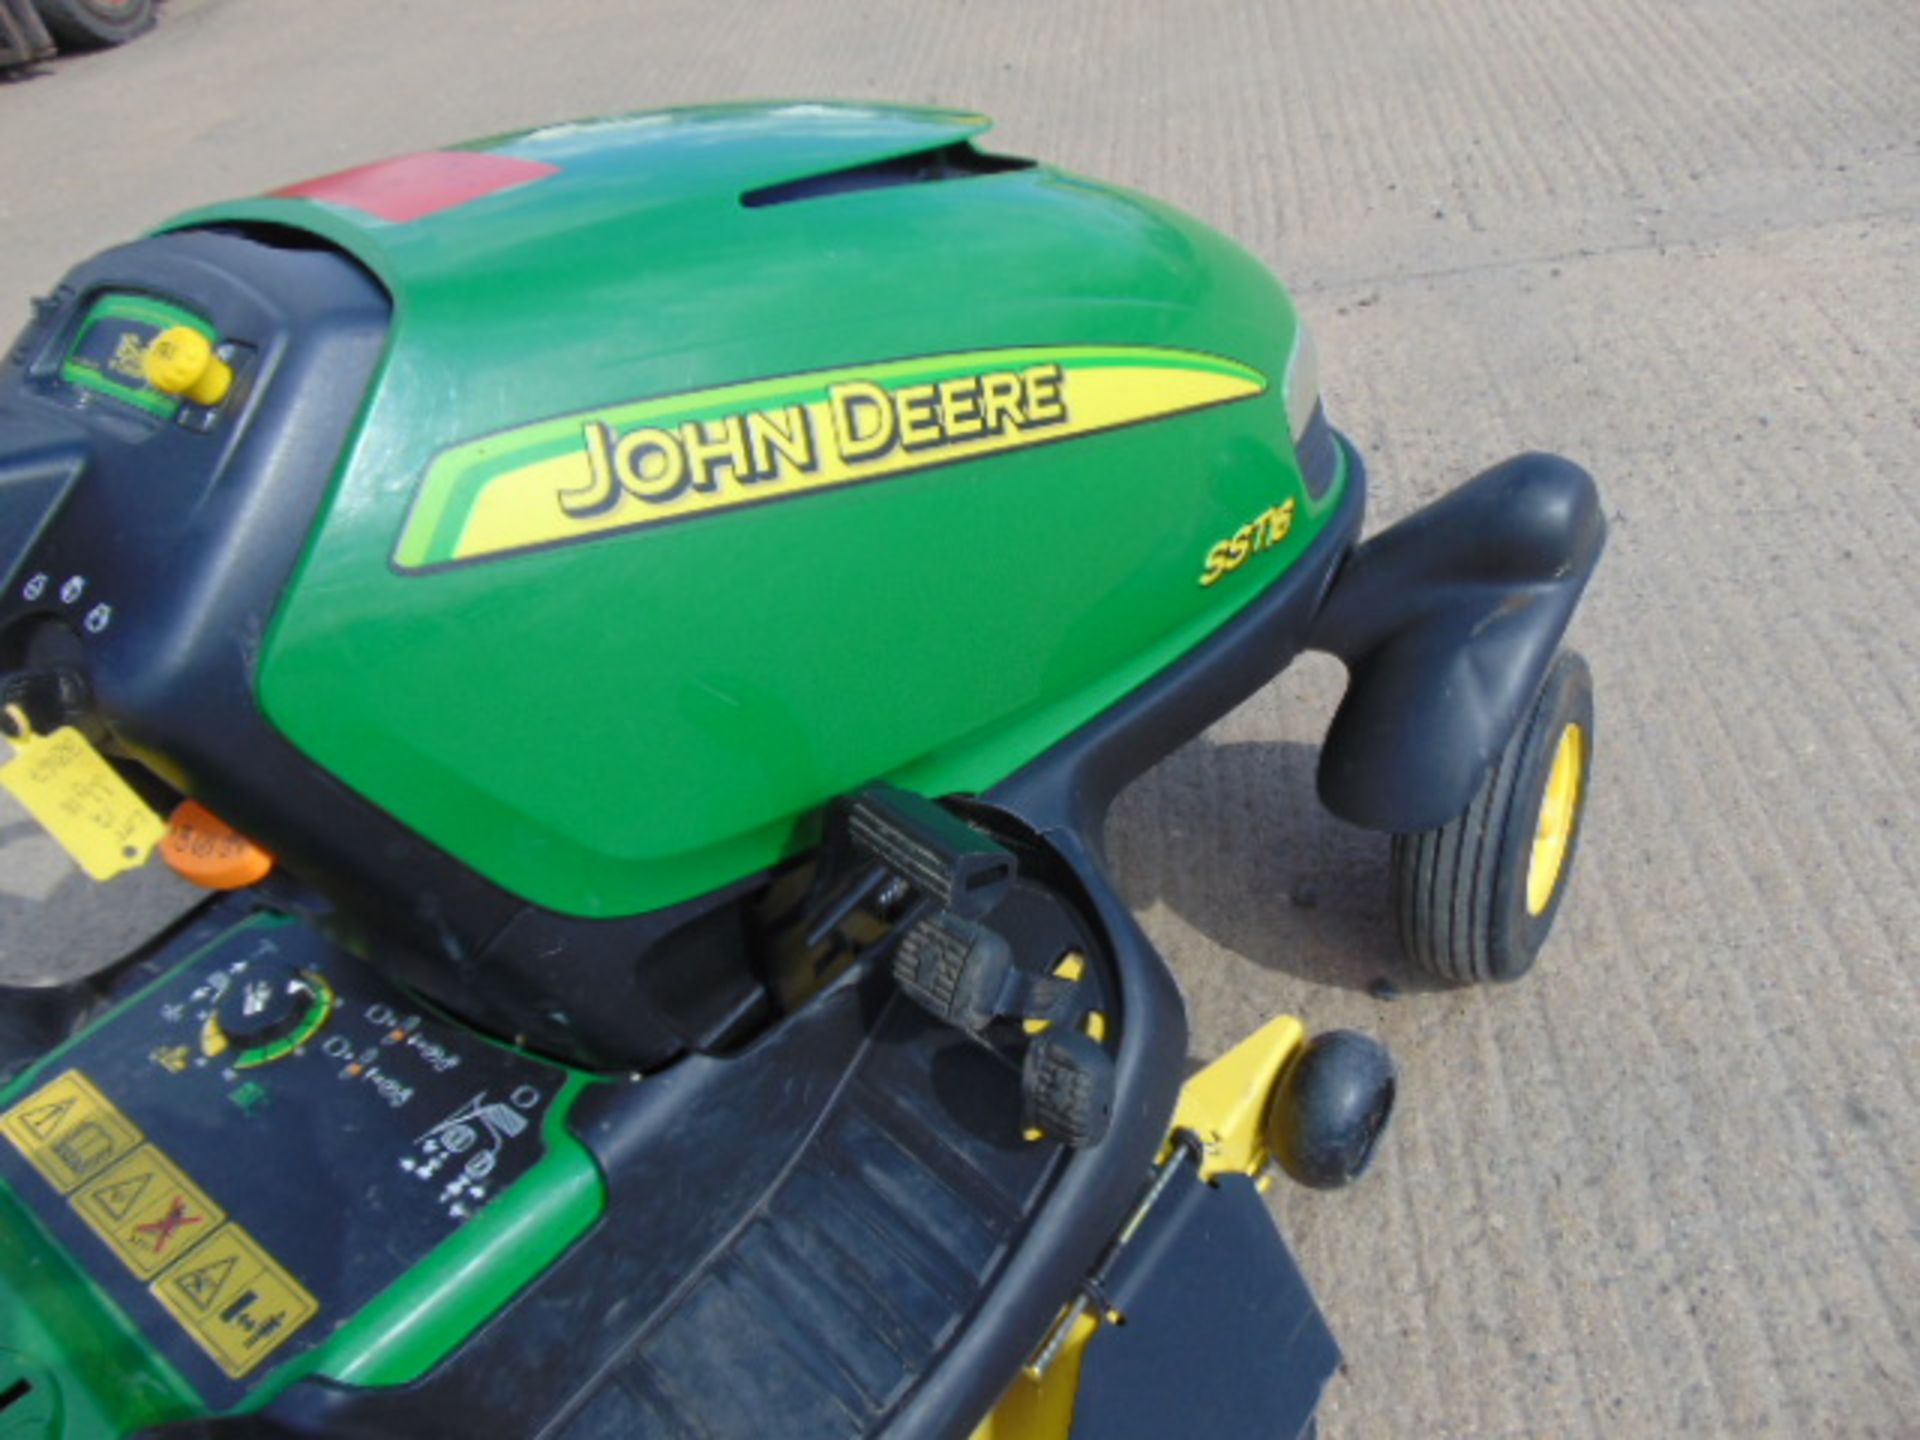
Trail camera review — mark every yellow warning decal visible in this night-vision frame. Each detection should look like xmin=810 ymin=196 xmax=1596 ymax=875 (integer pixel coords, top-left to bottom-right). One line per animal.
xmin=3 ymin=1069 xmax=316 ymax=1379
xmin=2 ymin=1069 xmax=145 ymax=1193
xmin=0 ymin=710 xmax=166 ymax=881
xmin=394 ymin=345 xmax=1268 ymax=571
xmin=72 ymin=1147 xmax=227 ymax=1279
xmin=152 ymin=1223 xmax=319 ymax=1378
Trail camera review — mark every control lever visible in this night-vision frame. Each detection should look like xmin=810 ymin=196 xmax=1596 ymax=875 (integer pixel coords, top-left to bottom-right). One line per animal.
xmin=838 ymin=783 xmax=1115 ymax=1147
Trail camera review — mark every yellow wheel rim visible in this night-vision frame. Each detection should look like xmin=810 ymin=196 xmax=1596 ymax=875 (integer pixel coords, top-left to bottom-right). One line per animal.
xmin=1526 ymin=722 xmax=1584 ymax=916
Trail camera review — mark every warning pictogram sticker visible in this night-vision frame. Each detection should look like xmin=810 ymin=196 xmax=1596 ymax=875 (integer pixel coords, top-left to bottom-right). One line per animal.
xmin=152 ymin=1223 xmax=318 ymax=1378
xmin=4 ymin=1068 xmax=318 ymax=1380
xmin=90 ymin=1168 xmax=155 ymax=1222
xmin=170 ymin=1252 xmax=239 ymax=1312
xmin=17 ymin=1095 xmax=74 ymax=1138
xmin=1 ymin=1070 xmax=144 ymax=1192
xmin=73 ymin=1147 xmax=227 ymax=1280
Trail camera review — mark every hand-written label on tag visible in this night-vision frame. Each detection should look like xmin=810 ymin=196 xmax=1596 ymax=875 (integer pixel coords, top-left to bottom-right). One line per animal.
xmin=0 ymin=719 xmax=165 ymax=880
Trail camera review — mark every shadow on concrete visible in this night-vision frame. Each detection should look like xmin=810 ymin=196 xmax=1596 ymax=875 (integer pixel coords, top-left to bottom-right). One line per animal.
xmin=1103 ymin=736 xmax=1448 ymax=997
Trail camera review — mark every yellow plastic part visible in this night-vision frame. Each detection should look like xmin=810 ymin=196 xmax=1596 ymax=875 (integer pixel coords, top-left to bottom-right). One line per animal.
xmin=0 ymin=706 xmax=165 ymax=880
xmin=143 ymin=325 xmax=233 ymax=407
xmin=1526 ymin=721 xmax=1585 ymax=916
xmin=969 ymin=1013 xmax=1310 ymax=1438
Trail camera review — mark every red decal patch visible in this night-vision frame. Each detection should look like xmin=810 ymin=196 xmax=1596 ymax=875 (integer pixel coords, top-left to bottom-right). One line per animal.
xmin=272 ymin=151 xmax=559 ymax=224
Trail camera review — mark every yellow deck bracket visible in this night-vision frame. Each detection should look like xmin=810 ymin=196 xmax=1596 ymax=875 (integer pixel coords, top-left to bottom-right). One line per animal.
xmin=1169 ymin=1013 xmax=1306 ymax=1183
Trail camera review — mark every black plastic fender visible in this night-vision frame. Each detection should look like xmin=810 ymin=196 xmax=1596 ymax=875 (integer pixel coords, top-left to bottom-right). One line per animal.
xmin=1309 ymin=452 xmax=1604 ymax=833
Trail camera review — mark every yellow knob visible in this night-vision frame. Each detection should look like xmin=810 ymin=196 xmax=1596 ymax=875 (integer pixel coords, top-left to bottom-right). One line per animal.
xmin=143 ymin=326 xmax=233 ymax=407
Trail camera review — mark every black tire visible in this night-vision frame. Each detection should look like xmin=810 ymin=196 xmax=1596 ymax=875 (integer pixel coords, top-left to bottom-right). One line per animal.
xmin=31 ymin=0 xmax=152 ymax=50
xmin=1391 ymin=649 xmax=1594 ymax=983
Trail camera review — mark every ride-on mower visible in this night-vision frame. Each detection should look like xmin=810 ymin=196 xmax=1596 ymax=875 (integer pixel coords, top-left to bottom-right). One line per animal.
xmin=0 ymin=104 xmax=1603 ymax=1439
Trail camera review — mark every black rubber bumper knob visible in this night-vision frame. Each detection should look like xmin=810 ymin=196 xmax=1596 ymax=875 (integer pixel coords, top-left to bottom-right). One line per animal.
xmin=1268 ymin=1030 xmax=1397 ymax=1189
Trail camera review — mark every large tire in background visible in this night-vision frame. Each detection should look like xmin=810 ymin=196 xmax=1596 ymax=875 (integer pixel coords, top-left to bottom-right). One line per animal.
xmin=1392 ymin=649 xmax=1595 ymax=983
xmin=31 ymin=0 xmax=152 ymax=50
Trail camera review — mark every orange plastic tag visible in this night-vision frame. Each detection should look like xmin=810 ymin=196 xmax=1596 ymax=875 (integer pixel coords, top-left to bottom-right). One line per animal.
xmin=161 ymin=800 xmax=274 ymax=891
xmin=0 ymin=708 xmax=164 ymax=881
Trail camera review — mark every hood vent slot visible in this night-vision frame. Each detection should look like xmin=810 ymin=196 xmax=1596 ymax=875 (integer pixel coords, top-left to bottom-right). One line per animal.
xmin=742 ymin=142 xmax=1032 ymax=209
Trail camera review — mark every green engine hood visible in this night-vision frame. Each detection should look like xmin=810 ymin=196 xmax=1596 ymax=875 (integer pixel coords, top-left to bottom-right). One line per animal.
xmin=158 ymin=103 xmax=1342 ymax=919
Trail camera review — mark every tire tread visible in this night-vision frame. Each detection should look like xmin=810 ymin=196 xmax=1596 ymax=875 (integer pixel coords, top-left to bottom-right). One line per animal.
xmin=31 ymin=0 xmax=153 ymax=51
xmin=1392 ymin=650 xmax=1592 ymax=983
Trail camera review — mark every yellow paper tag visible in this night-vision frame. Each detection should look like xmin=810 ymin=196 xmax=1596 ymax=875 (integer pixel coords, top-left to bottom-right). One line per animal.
xmin=0 ymin=712 xmax=164 ymax=880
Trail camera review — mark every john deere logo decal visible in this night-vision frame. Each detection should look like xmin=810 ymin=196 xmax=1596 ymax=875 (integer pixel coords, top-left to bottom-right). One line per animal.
xmin=394 ymin=345 xmax=1266 ymax=570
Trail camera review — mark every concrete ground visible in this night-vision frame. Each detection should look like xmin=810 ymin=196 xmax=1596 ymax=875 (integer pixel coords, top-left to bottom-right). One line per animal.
xmin=2 ymin=0 xmax=1915 ymax=1434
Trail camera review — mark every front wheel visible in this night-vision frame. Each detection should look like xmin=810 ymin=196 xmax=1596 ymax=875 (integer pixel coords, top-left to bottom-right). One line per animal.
xmin=31 ymin=0 xmax=153 ymax=50
xmin=1391 ymin=649 xmax=1594 ymax=983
